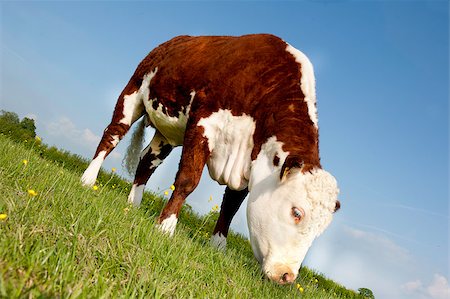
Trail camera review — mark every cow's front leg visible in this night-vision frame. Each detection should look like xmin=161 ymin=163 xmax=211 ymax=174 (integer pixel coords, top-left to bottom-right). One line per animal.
xmin=210 ymin=187 xmax=248 ymax=250
xmin=156 ymin=126 xmax=210 ymax=236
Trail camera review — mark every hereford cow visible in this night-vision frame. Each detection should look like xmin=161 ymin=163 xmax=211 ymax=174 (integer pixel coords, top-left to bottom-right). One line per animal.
xmin=81 ymin=34 xmax=340 ymax=284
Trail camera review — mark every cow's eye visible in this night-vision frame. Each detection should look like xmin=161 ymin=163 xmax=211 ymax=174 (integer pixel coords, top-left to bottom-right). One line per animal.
xmin=291 ymin=207 xmax=304 ymax=224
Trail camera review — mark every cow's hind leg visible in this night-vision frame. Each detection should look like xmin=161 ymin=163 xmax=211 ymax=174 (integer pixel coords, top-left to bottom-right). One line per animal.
xmin=210 ymin=187 xmax=248 ymax=250
xmin=81 ymin=82 xmax=144 ymax=187
xmin=156 ymin=124 xmax=210 ymax=236
xmin=128 ymin=131 xmax=173 ymax=206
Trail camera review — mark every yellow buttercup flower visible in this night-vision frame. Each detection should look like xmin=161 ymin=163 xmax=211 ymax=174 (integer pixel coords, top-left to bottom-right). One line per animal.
xmin=170 ymin=185 xmax=175 ymax=191
xmin=0 ymin=213 xmax=7 ymax=221
xmin=296 ymin=284 xmax=304 ymax=293
xmin=27 ymin=189 xmax=37 ymax=196
xmin=35 ymin=136 xmax=42 ymax=143
xmin=22 ymin=159 xmax=28 ymax=166
xmin=208 ymin=195 xmax=213 ymax=202
xmin=111 ymin=167 xmax=117 ymax=172
xmin=164 ymin=191 xmax=169 ymax=196
xmin=92 ymin=185 xmax=99 ymax=191
xmin=211 ymin=204 xmax=219 ymax=212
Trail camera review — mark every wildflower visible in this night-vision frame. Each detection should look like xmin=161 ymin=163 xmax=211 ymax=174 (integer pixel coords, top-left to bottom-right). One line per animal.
xmin=0 ymin=213 xmax=7 ymax=221
xmin=27 ymin=189 xmax=38 ymax=196
xmin=111 ymin=167 xmax=117 ymax=173
xmin=208 ymin=195 xmax=213 ymax=202
xmin=314 ymin=278 xmax=319 ymax=283
xmin=211 ymin=204 xmax=219 ymax=212
xmin=164 ymin=191 xmax=169 ymax=196
xmin=112 ymin=184 xmax=116 ymax=189
xmin=22 ymin=159 xmax=28 ymax=166
xmin=123 ymin=207 xmax=130 ymax=214
xmin=92 ymin=185 xmax=99 ymax=191
xmin=35 ymin=136 xmax=42 ymax=143
xmin=296 ymin=284 xmax=304 ymax=293
xmin=170 ymin=184 xmax=175 ymax=191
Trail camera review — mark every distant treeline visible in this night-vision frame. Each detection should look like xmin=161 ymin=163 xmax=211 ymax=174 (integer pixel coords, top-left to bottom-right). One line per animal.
xmin=0 ymin=110 xmax=37 ymax=141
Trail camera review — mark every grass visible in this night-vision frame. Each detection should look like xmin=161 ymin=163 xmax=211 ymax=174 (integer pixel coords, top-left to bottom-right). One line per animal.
xmin=0 ymin=134 xmax=360 ymax=298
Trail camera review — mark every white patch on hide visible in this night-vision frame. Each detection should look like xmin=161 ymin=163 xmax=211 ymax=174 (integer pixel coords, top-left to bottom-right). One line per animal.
xmin=144 ymin=90 xmax=195 ymax=146
xmin=248 ymin=136 xmax=288 ymax=190
xmin=120 ymin=68 xmax=158 ymax=125
xmin=210 ymin=233 xmax=227 ymax=251
xmin=285 ymin=44 xmax=318 ymax=128
xmin=197 ymin=109 xmax=255 ymax=190
xmin=156 ymin=214 xmax=178 ymax=237
xmin=81 ymin=151 xmax=106 ymax=187
xmin=127 ymin=183 xmax=145 ymax=206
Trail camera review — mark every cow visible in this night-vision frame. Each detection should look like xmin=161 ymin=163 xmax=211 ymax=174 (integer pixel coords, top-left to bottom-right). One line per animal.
xmin=81 ymin=34 xmax=340 ymax=285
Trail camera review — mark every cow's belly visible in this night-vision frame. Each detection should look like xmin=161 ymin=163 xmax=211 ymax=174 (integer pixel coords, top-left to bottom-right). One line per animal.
xmin=197 ymin=109 xmax=256 ymax=190
xmin=143 ymin=92 xmax=195 ymax=146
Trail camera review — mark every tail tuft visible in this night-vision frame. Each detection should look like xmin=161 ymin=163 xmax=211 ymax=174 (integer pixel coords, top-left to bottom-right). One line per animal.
xmin=122 ymin=115 xmax=147 ymax=176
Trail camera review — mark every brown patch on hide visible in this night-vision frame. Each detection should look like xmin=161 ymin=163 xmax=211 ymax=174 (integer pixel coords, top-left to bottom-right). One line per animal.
xmin=273 ymin=155 xmax=280 ymax=166
xmin=130 ymin=34 xmax=320 ymax=171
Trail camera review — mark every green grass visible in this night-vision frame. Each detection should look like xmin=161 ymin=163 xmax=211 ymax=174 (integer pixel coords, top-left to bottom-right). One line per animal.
xmin=0 ymin=135 xmax=360 ymax=298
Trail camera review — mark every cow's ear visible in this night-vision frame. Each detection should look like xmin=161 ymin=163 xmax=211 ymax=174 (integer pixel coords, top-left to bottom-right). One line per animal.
xmin=280 ymin=155 xmax=303 ymax=181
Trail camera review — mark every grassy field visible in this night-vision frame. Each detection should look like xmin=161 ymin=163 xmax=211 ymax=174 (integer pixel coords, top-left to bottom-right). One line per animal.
xmin=0 ymin=134 xmax=360 ymax=298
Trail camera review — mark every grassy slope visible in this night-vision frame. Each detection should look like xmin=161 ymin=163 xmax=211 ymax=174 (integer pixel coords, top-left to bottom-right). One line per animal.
xmin=0 ymin=135 xmax=359 ymax=298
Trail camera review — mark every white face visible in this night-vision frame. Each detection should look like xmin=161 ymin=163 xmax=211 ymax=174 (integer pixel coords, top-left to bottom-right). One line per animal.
xmin=247 ymin=165 xmax=339 ymax=284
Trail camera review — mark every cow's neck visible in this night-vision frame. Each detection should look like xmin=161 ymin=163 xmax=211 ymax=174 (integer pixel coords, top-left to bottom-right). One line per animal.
xmin=248 ymin=136 xmax=288 ymax=191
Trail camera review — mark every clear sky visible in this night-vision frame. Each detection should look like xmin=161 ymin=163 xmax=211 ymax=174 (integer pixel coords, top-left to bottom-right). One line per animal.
xmin=1 ymin=1 xmax=448 ymax=298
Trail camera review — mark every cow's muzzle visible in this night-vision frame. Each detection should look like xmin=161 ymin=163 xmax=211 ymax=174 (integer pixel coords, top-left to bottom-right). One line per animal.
xmin=265 ymin=267 xmax=297 ymax=285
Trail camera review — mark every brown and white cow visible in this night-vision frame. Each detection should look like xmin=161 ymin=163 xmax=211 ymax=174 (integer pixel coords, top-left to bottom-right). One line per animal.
xmin=81 ymin=34 xmax=340 ymax=284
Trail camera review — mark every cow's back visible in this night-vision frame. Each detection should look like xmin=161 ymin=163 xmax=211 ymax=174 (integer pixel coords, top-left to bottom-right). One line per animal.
xmin=136 ymin=34 xmax=302 ymax=116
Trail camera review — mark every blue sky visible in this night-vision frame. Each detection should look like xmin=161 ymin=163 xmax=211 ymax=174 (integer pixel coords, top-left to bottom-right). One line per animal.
xmin=1 ymin=1 xmax=448 ymax=298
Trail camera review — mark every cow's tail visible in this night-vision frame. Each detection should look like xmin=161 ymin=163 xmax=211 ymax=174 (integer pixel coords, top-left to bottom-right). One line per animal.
xmin=123 ymin=114 xmax=148 ymax=176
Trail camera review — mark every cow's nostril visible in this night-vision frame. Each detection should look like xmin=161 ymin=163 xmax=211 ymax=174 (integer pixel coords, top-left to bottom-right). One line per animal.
xmin=281 ymin=272 xmax=295 ymax=284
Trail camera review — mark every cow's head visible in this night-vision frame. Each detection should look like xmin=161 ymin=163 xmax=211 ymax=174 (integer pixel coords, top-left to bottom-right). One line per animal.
xmin=247 ymin=155 xmax=340 ymax=284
